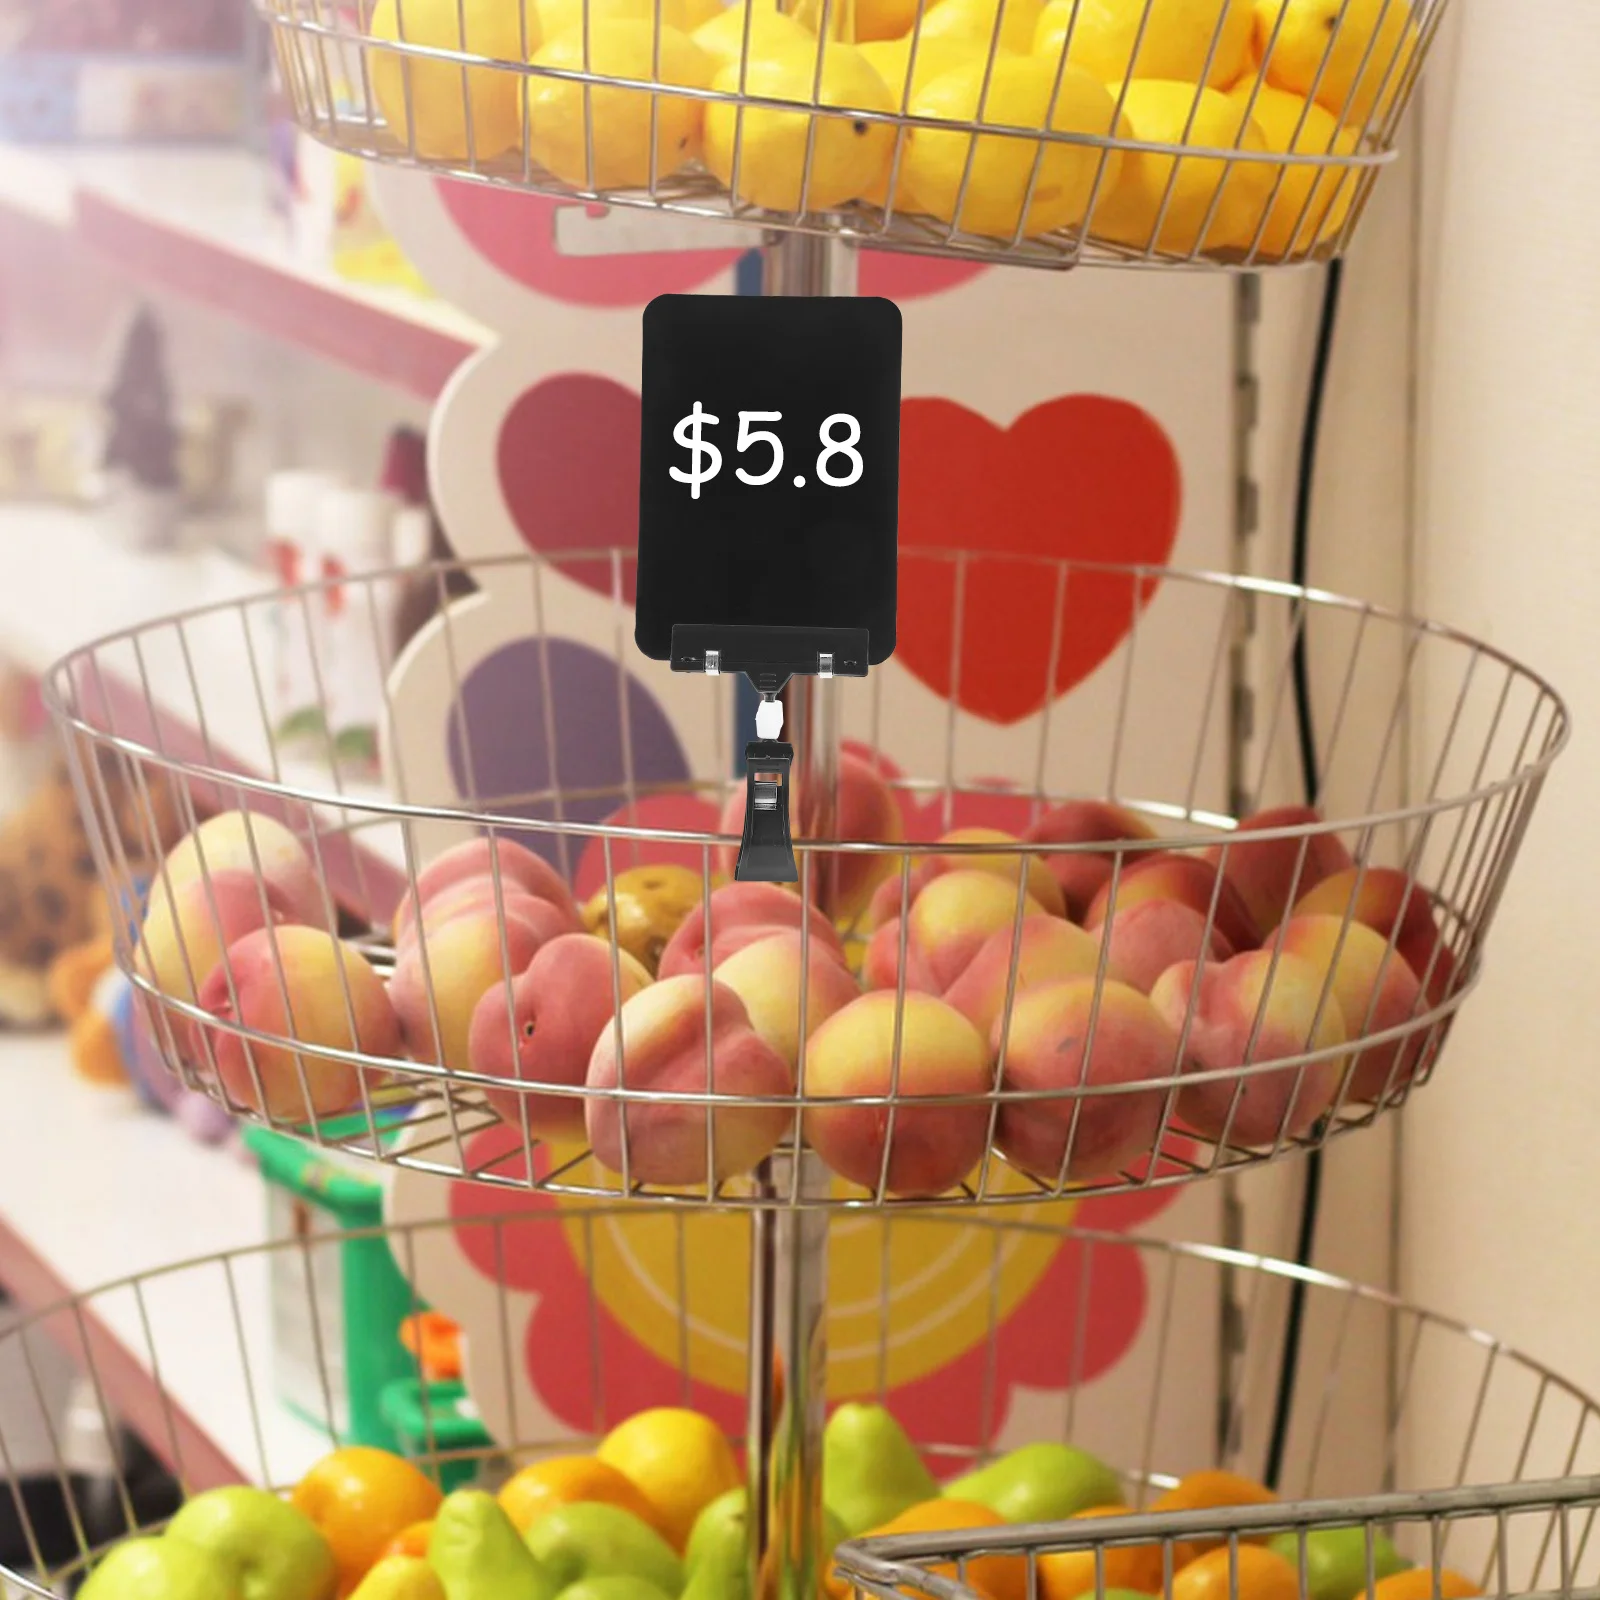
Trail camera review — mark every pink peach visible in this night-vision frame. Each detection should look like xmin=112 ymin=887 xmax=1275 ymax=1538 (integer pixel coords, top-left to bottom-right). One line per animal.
xmin=468 ymin=933 xmax=653 ymax=1139
xmin=713 ymin=930 xmax=860 ymax=1073
xmin=192 ymin=925 xmax=399 ymax=1121
xmin=803 ymin=992 xmax=993 ymax=1198
xmin=1086 ymin=852 xmax=1259 ymax=954
xmin=657 ymin=881 xmax=842 ymax=979
xmin=161 ymin=811 xmax=325 ymax=926
xmin=1275 ymin=915 xmax=1425 ymax=1102
xmin=395 ymin=835 xmax=580 ymax=942
xmin=1152 ymin=949 xmax=1348 ymax=1148
xmin=861 ymin=917 xmax=940 ymax=995
xmin=138 ymin=868 xmax=298 ymax=1006
xmin=400 ymin=879 xmax=577 ymax=952
xmin=943 ymin=915 xmax=1102 ymax=1038
xmin=1205 ymin=806 xmax=1354 ymax=938
xmin=865 ymin=860 xmax=940 ymax=933
xmin=390 ymin=908 xmax=548 ymax=1073
xmin=993 ymin=978 xmax=1177 ymax=1184
xmin=1022 ymin=801 xmax=1158 ymax=922
xmin=585 ymin=975 xmax=793 ymax=1186
xmin=1292 ymin=867 xmax=1454 ymax=1003
xmin=907 ymin=871 xmax=1050 ymax=993
xmin=1102 ymin=898 xmax=1235 ymax=995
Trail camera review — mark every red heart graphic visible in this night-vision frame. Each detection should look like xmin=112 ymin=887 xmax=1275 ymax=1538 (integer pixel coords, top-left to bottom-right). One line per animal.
xmin=897 ymin=395 xmax=1181 ymax=725
xmin=498 ymin=372 xmax=641 ymax=601
xmin=439 ymin=180 xmax=986 ymax=307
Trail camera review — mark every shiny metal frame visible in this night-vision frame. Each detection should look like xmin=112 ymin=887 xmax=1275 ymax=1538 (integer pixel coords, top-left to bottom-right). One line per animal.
xmin=258 ymin=0 xmax=1448 ymax=270
xmin=2 ymin=1218 xmax=1597 ymax=1598
xmin=43 ymin=553 xmax=1567 ymax=1212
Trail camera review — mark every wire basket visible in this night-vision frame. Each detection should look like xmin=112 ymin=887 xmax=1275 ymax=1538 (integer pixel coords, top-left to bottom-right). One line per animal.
xmin=259 ymin=0 xmax=1446 ymax=270
xmin=44 ymin=553 xmax=1566 ymax=1210
xmin=2 ymin=1216 xmax=1597 ymax=1596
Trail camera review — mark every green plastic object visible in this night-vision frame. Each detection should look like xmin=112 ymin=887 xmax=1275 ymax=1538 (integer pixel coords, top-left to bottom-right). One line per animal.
xmin=379 ymin=1378 xmax=492 ymax=1494
xmin=245 ymin=1120 xmax=420 ymax=1455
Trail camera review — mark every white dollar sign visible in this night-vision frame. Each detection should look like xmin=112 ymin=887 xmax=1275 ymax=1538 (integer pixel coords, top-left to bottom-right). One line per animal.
xmin=669 ymin=401 xmax=722 ymax=500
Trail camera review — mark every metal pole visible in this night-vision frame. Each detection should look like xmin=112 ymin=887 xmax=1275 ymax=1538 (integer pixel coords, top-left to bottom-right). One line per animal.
xmin=746 ymin=1149 xmax=832 ymax=1600
xmin=744 ymin=229 xmax=852 ymax=1600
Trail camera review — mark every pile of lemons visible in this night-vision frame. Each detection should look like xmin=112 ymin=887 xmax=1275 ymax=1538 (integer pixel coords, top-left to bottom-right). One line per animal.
xmin=364 ymin=0 xmax=1415 ymax=258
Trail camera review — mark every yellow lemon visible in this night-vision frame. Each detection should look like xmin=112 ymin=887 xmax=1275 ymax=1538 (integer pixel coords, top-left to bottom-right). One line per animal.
xmin=1032 ymin=0 xmax=1253 ymax=88
xmin=912 ymin=0 xmax=1043 ymax=57
xmin=526 ymin=21 xmax=712 ymax=189
xmin=367 ymin=0 xmax=532 ymax=161
xmin=1225 ymin=79 xmax=1358 ymax=257
xmin=1253 ymin=0 xmax=1416 ymax=129
xmin=682 ymin=0 xmax=727 ymax=27
xmin=535 ymin=0 xmax=690 ymax=39
xmin=852 ymin=0 xmax=928 ymax=42
xmin=901 ymin=55 xmax=1124 ymax=239
xmin=860 ymin=32 xmax=991 ymax=104
xmin=596 ymin=1408 xmax=741 ymax=1553
xmin=693 ymin=2 xmax=816 ymax=73
xmin=705 ymin=39 xmax=896 ymax=210
xmin=1090 ymin=78 xmax=1272 ymax=256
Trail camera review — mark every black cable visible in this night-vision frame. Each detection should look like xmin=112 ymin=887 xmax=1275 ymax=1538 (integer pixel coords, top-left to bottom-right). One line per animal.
xmin=1263 ymin=256 xmax=1345 ymax=1493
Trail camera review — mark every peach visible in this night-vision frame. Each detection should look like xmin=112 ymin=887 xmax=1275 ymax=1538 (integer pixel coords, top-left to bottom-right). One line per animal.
xmin=719 ymin=750 xmax=904 ymax=924
xmin=930 ymin=829 xmax=1066 ymax=918
xmin=993 ymin=978 xmax=1177 ymax=1183
xmin=862 ymin=917 xmax=940 ymax=995
xmin=1151 ymin=950 xmax=1348 ymax=1148
xmin=944 ymin=916 xmax=1102 ymax=1038
xmin=908 ymin=871 xmax=1050 ymax=993
xmin=1086 ymin=853 xmax=1259 ymax=955
xmin=1103 ymin=899 xmax=1235 ymax=995
xmin=469 ymin=933 xmax=653 ymax=1138
xmin=193 ymin=925 xmax=400 ymax=1121
xmin=713 ymin=930 xmax=860 ymax=1073
xmin=585 ymin=975 xmax=793 ymax=1186
xmin=1205 ymin=806 xmax=1355 ymax=938
xmin=399 ymin=879 xmax=577 ymax=952
xmin=390 ymin=908 xmax=548 ymax=1073
xmin=658 ymin=881 xmax=842 ymax=979
xmin=138 ymin=869 xmax=297 ymax=1005
xmin=803 ymin=992 xmax=993 ymax=1198
xmin=395 ymin=835 xmax=580 ymax=943
xmin=162 ymin=811 xmax=325 ymax=926
xmin=1275 ymin=915 xmax=1425 ymax=1102
xmin=865 ymin=861 xmax=940 ymax=933
xmin=1292 ymin=867 xmax=1454 ymax=1003
xmin=1022 ymin=801 xmax=1158 ymax=922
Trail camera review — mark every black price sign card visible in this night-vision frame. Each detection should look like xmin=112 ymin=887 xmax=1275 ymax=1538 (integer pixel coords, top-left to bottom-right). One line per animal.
xmin=635 ymin=294 xmax=902 ymax=686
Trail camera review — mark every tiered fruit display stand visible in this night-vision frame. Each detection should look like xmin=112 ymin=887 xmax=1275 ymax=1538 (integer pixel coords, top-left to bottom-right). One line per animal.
xmin=8 ymin=0 xmax=1598 ymax=1595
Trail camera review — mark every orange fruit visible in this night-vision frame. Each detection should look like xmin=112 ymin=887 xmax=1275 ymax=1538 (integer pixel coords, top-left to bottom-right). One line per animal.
xmin=1173 ymin=1546 xmax=1301 ymax=1600
xmin=382 ymin=1520 xmax=435 ymax=1560
xmin=291 ymin=1447 xmax=444 ymax=1597
xmin=1368 ymin=1571 xmax=1481 ymax=1600
xmin=1149 ymin=1471 xmax=1279 ymax=1567
xmin=498 ymin=1455 xmax=665 ymax=1539
xmin=1038 ymin=1506 xmax=1165 ymax=1600
xmin=832 ymin=1500 xmax=1028 ymax=1600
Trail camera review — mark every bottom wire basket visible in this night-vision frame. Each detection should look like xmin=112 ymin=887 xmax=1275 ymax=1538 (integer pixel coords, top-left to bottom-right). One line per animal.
xmin=1 ymin=1211 xmax=1596 ymax=1598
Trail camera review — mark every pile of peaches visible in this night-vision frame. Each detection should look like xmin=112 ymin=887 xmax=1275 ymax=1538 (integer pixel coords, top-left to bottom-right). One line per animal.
xmin=132 ymin=753 xmax=1457 ymax=1197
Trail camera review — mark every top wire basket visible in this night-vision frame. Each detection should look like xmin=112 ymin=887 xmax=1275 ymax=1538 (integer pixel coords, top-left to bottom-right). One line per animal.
xmin=260 ymin=0 xmax=1446 ymax=270
xmin=42 ymin=552 xmax=1567 ymax=1211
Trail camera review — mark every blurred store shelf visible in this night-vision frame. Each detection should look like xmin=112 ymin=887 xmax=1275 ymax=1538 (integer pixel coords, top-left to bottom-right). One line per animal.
xmin=0 ymin=144 xmax=486 ymax=399
xmin=0 ymin=1033 xmax=332 ymax=1490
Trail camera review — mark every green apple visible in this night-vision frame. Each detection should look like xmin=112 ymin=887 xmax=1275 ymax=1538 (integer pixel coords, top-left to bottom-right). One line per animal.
xmin=432 ymin=1490 xmax=561 ymax=1600
xmin=944 ymin=1443 xmax=1124 ymax=1525
xmin=1267 ymin=1527 xmax=1410 ymax=1600
xmin=823 ymin=1404 xmax=938 ymax=1537
xmin=165 ymin=1487 xmax=336 ymax=1600
xmin=526 ymin=1503 xmax=685 ymax=1598
xmin=561 ymin=1578 xmax=678 ymax=1600
xmin=80 ymin=1535 xmax=244 ymax=1600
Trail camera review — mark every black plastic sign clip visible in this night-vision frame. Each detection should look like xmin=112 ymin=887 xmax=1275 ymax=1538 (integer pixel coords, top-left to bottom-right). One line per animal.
xmin=735 ymin=741 xmax=796 ymax=883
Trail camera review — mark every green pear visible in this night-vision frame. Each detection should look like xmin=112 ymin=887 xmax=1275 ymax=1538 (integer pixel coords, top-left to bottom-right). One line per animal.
xmin=165 ymin=1486 xmax=337 ymax=1600
xmin=944 ymin=1443 xmax=1124 ymax=1525
xmin=560 ymin=1579 xmax=678 ymax=1600
xmin=81 ymin=1535 xmax=244 ymax=1600
xmin=681 ymin=1521 xmax=749 ymax=1600
xmin=1267 ymin=1527 xmax=1410 ymax=1600
xmin=685 ymin=1486 xmax=847 ymax=1598
xmin=823 ymin=1404 xmax=938 ymax=1538
xmin=431 ymin=1490 xmax=561 ymax=1600
xmin=527 ymin=1502 xmax=686 ymax=1598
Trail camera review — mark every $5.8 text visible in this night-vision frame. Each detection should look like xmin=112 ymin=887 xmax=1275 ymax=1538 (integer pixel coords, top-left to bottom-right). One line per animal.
xmin=670 ymin=403 xmax=865 ymax=500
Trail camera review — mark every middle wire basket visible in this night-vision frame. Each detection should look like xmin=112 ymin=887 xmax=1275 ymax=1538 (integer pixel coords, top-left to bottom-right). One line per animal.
xmin=45 ymin=552 xmax=1567 ymax=1209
